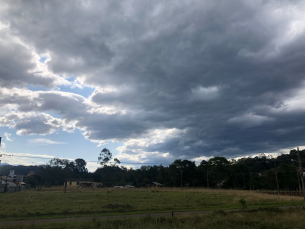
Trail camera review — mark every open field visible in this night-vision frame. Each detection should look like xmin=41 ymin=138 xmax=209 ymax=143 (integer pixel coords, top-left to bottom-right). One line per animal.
xmin=0 ymin=187 xmax=303 ymax=221
xmin=2 ymin=208 xmax=305 ymax=229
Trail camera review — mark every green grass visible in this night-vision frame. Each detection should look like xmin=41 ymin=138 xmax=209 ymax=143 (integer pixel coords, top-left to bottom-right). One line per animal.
xmin=2 ymin=208 xmax=305 ymax=229
xmin=0 ymin=187 xmax=302 ymax=221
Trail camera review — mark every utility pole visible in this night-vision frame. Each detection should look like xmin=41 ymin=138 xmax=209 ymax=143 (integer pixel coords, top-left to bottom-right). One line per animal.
xmin=176 ymin=165 xmax=183 ymax=189
xmin=174 ymin=164 xmax=184 ymax=189
xmin=297 ymin=147 xmax=305 ymax=205
xmin=173 ymin=162 xmax=188 ymax=189
xmin=293 ymin=159 xmax=302 ymax=191
xmin=297 ymin=169 xmax=302 ymax=191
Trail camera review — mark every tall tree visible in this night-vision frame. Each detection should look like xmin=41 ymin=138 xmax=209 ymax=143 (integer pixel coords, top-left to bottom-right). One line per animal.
xmin=74 ymin=158 xmax=88 ymax=174
xmin=98 ymin=148 xmax=112 ymax=166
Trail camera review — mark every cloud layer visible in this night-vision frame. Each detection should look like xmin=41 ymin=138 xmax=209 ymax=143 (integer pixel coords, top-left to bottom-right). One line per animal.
xmin=1 ymin=0 xmax=305 ymax=163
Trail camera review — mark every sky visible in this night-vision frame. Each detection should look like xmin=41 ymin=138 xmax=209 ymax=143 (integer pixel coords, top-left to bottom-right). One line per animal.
xmin=1 ymin=0 xmax=305 ymax=171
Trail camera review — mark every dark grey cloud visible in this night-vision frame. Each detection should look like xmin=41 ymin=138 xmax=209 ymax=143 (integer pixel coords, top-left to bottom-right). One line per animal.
xmin=0 ymin=25 xmax=71 ymax=88
xmin=0 ymin=30 xmax=52 ymax=88
xmin=1 ymin=0 xmax=305 ymax=162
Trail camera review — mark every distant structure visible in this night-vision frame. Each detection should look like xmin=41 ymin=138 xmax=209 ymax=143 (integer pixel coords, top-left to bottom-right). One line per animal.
xmin=65 ymin=179 xmax=103 ymax=188
xmin=152 ymin=182 xmax=164 ymax=187
xmin=9 ymin=170 xmax=14 ymax=178
xmin=0 ymin=170 xmax=26 ymax=193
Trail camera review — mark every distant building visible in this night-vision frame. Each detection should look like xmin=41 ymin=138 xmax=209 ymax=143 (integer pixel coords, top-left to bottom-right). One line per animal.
xmin=0 ymin=175 xmax=9 ymax=181
xmin=16 ymin=175 xmax=24 ymax=183
xmin=66 ymin=179 xmax=102 ymax=188
xmin=67 ymin=181 xmax=80 ymax=187
xmin=5 ymin=170 xmax=15 ymax=181
xmin=1 ymin=170 xmax=25 ymax=183
xmin=0 ymin=180 xmax=18 ymax=192
xmin=9 ymin=170 xmax=14 ymax=177
xmin=0 ymin=170 xmax=29 ymax=193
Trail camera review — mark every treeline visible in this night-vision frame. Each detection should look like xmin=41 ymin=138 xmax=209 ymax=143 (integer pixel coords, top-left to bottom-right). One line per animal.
xmin=1 ymin=149 xmax=305 ymax=190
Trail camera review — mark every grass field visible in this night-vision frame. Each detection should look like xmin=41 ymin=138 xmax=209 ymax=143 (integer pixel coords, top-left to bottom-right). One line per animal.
xmin=0 ymin=187 xmax=302 ymax=221
xmin=2 ymin=208 xmax=305 ymax=229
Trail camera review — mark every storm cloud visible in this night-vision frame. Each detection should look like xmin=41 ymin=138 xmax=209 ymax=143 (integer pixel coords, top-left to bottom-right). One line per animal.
xmin=1 ymin=0 xmax=305 ymax=163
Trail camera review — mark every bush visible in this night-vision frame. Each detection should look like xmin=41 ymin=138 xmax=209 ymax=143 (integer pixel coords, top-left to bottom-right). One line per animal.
xmin=239 ymin=198 xmax=247 ymax=210
xmin=26 ymin=175 xmax=38 ymax=187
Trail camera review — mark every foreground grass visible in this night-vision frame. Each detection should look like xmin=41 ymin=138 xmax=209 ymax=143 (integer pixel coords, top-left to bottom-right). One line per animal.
xmin=0 ymin=187 xmax=302 ymax=221
xmin=2 ymin=208 xmax=305 ymax=229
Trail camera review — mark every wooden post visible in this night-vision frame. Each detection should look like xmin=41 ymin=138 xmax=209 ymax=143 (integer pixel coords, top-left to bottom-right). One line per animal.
xmin=64 ymin=179 xmax=67 ymax=193
xmin=275 ymin=172 xmax=279 ymax=195
xmin=206 ymin=167 xmax=209 ymax=188
xmin=180 ymin=169 xmax=183 ymax=190
xmin=4 ymin=176 xmax=7 ymax=193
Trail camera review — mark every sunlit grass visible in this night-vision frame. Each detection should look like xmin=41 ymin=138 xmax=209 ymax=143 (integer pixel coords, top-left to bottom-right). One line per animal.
xmin=0 ymin=187 xmax=302 ymax=221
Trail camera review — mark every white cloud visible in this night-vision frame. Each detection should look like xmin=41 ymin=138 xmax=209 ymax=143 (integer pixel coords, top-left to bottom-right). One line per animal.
xmin=0 ymin=151 xmax=99 ymax=172
xmin=191 ymin=86 xmax=219 ymax=100
xmin=228 ymin=113 xmax=273 ymax=128
xmin=4 ymin=132 xmax=12 ymax=141
xmin=28 ymin=138 xmax=67 ymax=145
xmin=86 ymin=161 xmax=100 ymax=172
xmin=114 ymin=128 xmax=187 ymax=165
xmin=0 ymin=151 xmax=55 ymax=166
xmin=190 ymin=155 xmax=211 ymax=165
xmin=0 ymin=112 xmax=76 ymax=136
xmin=117 ymin=128 xmax=185 ymax=154
xmin=277 ymin=87 xmax=305 ymax=113
xmin=0 ymin=142 xmax=6 ymax=149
